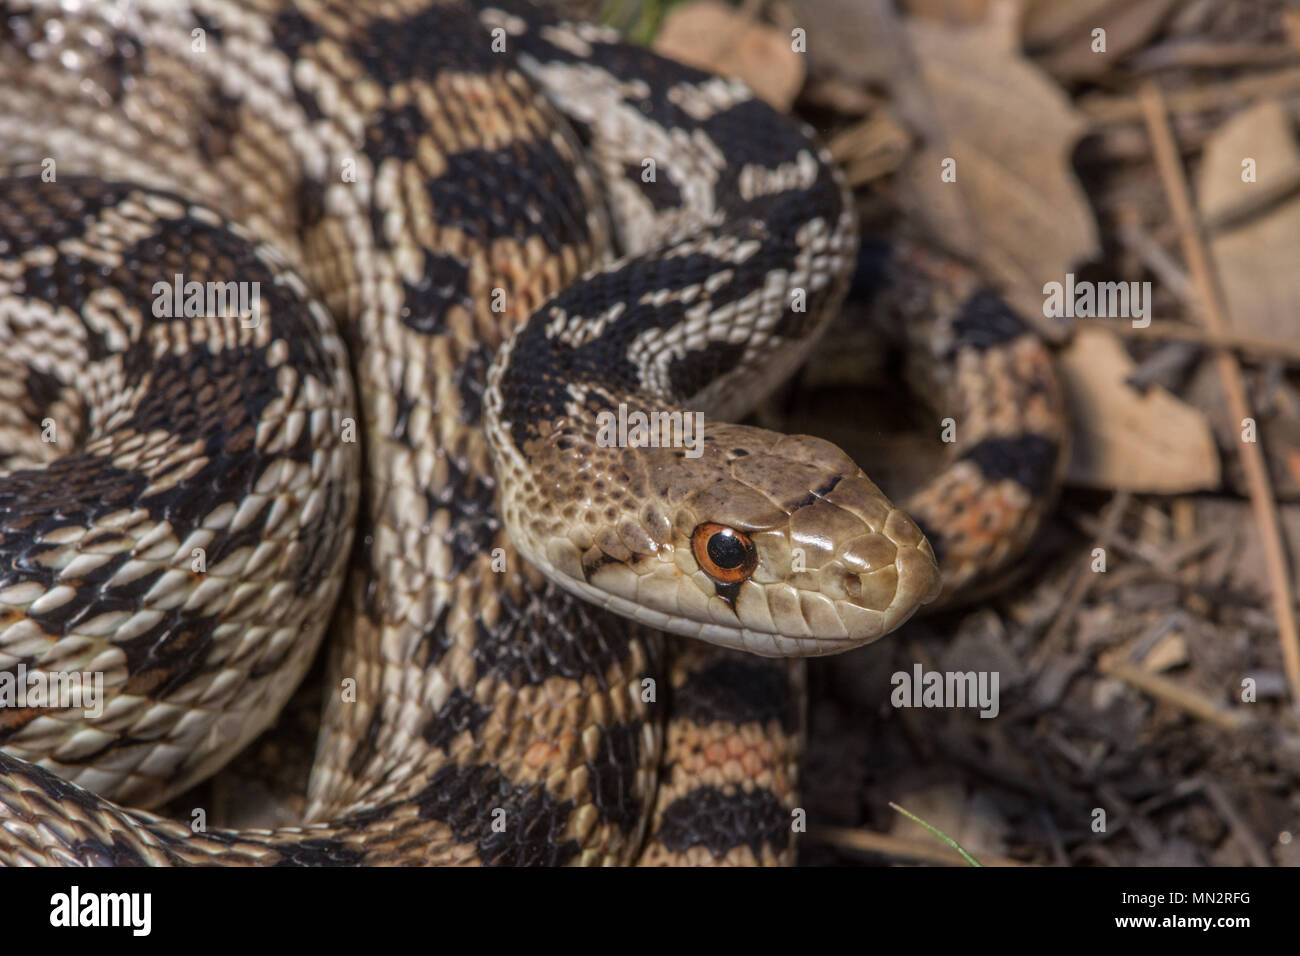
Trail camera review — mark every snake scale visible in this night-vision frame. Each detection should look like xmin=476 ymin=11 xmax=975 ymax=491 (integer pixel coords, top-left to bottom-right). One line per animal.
xmin=0 ymin=0 xmax=1066 ymax=865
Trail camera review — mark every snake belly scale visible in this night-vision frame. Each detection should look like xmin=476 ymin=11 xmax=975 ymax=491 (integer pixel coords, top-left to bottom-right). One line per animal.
xmin=0 ymin=0 xmax=1066 ymax=865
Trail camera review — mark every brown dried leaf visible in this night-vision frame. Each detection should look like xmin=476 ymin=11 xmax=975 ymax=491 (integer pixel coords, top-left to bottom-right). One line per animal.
xmin=1059 ymin=328 xmax=1220 ymax=492
xmin=901 ymin=0 xmax=993 ymax=24
xmin=793 ymin=0 xmax=904 ymax=88
xmin=901 ymin=1 xmax=1100 ymax=323
xmin=1197 ymin=499 xmax=1300 ymax=596
xmin=653 ymin=1 xmax=805 ymax=111
xmin=1023 ymin=0 xmax=1181 ymax=79
xmin=1285 ymin=8 xmax=1300 ymax=50
xmin=1198 ymin=99 xmax=1300 ymax=343
xmin=828 ymin=111 xmax=914 ymax=186
xmin=800 ymin=77 xmax=881 ymax=116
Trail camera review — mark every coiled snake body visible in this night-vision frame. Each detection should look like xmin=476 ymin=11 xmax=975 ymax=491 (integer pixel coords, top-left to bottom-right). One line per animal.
xmin=0 ymin=0 xmax=1065 ymax=865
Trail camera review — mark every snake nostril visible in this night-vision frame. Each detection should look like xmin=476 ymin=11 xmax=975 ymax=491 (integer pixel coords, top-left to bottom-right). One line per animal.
xmin=848 ymin=565 xmax=900 ymax=611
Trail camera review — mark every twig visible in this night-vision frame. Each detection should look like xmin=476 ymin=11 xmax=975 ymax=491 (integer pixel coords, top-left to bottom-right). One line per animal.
xmin=1096 ymin=783 xmax=1162 ymax=852
xmin=1171 ymin=497 xmax=1211 ymax=615
xmin=1134 ymin=775 xmax=1205 ymax=819
xmin=1140 ymin=81 xmax=1300 ymax=706
xmin=1126 ymin=341 xmax=1200 ymax=391
xmin=1097 ymin=651 xmax=1254 ymax=732
xmin=1086 ymin=318 xmax=1300 ymax=366
xmin=1202 ymin=780 xmax=1273 ymax=866
xmin=1115 ymin=216 xmax=1197 ymax=304
xmin=1069 ymin=509 xmax=1224 ymax=578
xmin=1131 ymin=42 xmax=1300 ymax=72
xmin=1082 ymin=66 xmax=1300 ymax=125
xmin=1027 ymin=491 xmax=1132 ymax=673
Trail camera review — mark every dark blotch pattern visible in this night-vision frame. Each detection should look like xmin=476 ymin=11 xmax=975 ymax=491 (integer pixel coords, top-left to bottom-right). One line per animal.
xmin=398 ymin=254 xmax=473 ymax=336
xmin=622 ymin=160 xmax=682 ymax=212
xmin=0 ymin=178 xmax=135 ymax=256
xmin=656 ymin=785 xmax=790 ymax=861
xmin=586 ymin=721 xmax=642 ymax=833
xmin=467 ymin=579 xmax=642 ymax=688
xmin=421 ymin=456 xmax=499 ymax=580
xmin=414 ymin=762 xmax=581 ymax=866
xmin=347 ymin=708 xmax=388 ymax=777
xmin=190 ymin=11 xmax=224 ymax=46
xmin=367 ymin=101 xmax=429 ymax=164
xmin=421 ymin=688 xmax=492 ymax=752
xmin=421 ymin=141 xmax=592 ymax=251
xmin=450 ymin=342 xmax=494 ymax=426
xmin=271 ymin=838 xmax=367 ymax=867
xmin=950 ymin=288 xmax=1029 ymax=351
xmin=848 ymin=236 xmax=895 ymax=302
xmin=674 ymin=657 xmax=793 ymax=730
xmin=268 ymin=6 xmax=325 ymax=62
xmin=349 ymin=3 xmax=502 ymax=85
xmin=499 ymin=244 xmax=799 ymax=450
xmin=959 ymin=433 xmax=1060 ymax=501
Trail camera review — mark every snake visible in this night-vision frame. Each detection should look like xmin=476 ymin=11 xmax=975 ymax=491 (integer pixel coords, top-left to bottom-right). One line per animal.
xmin=0 ymin=0 xmax=1066 ymax=866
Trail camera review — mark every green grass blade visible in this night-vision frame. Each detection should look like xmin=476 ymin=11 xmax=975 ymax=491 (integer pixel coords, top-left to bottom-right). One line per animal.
xmin=889 ymin=802 xmax=985 ymax=867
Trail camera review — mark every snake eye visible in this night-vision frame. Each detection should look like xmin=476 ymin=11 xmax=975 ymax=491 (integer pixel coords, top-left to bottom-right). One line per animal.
xmin=691 ymin=523 xmax=757 ymax=584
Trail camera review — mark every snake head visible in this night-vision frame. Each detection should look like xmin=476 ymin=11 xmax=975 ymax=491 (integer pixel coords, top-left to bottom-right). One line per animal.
xmin=503 ymin=420 xmax=942 ymax=657
xmin=670 ymin=426 xmax=942 ymax=655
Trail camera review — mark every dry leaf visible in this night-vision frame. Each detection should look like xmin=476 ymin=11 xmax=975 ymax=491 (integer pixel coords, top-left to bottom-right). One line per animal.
xmin=794 ymin=0 xmax=906 ymax=88
xmin=902 ymin=0 xmax=992 ymax=24
xmin=1197 ymin=99 xmax=1300 ymax=342
xmin=828 ymin=111 xmax=914 ymax=186
xmin=1285 ymin=7 xmax=1300 ymax=50
xmin=1184 ymin=351 xmax=1300 ymax=501
xmin=1059 ymin=328 xmax=1220 ymax=492
xmin=900 ymin=1 xmax=1100 ymax=325
xmin=653 ymin=1 xmax=804 ymax=111
xmin=1197 ymin=498 xmax=1300 ymax=596
xmin=800 ymin=77 xmax=881 ymax=116
xmin=1022 ymin=0 xmax=1180 ymax=79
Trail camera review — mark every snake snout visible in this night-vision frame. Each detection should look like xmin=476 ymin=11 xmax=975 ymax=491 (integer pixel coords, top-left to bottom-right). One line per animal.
xmin=784 ymin=474 xmax=942 ymax=652
xmin=830 ymin=529 xmax=942 ymax=645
